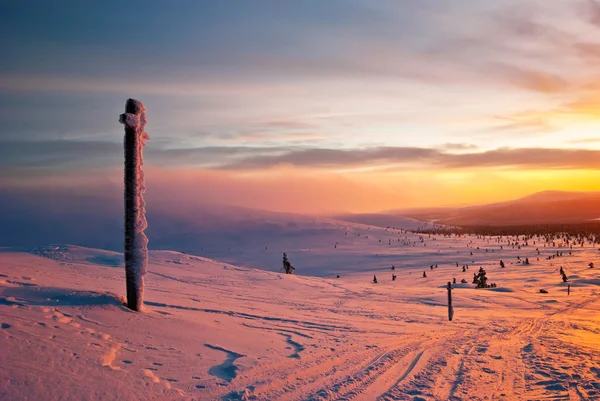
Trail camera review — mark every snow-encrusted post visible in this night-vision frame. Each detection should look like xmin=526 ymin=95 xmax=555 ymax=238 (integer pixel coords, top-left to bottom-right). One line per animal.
xmin=447 ymin=282 xmax=454 ymax=321
xmin=119 ymin=99 xmax=150 ymax=312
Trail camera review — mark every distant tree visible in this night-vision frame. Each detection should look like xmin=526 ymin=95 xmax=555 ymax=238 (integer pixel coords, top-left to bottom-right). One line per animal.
xmin=282 ymin=252 xmax=295 ymax=275
xmin=500 ymin=260 xmax=505 ymax=268
xmin=423 ymin=271 xmax=427 ymax=278
xmin=373 ymin=275 xmax=378 ymax=284
xmin=473 ymin=267 xmax=489 ymax=288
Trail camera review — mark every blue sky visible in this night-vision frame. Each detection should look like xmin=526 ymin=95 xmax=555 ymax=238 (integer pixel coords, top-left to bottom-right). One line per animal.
xmin=2 ymin=1 xmax=600 ymax=211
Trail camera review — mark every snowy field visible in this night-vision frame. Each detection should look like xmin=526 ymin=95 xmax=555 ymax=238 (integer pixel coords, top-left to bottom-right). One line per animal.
xmin=1 ymin=220 xmax=600 ymax=400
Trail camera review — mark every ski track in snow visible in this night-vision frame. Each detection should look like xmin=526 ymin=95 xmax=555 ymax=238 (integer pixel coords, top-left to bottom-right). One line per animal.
xmin=2 ymin=226 xmax=600 ymax=400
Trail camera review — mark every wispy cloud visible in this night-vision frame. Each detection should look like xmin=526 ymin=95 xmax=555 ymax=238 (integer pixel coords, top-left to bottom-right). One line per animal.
xmin=499 ymin=66 xmax=570 ymax=94
xmin=568 ymin=137 xmax=600 ymax=144
xmin=439 ymin=143 xmax=479 ymax=151
xmin=490 ymin=114 xmax=556 ymax=134
xmin=5 ymin=138 xmax=600 ymax=175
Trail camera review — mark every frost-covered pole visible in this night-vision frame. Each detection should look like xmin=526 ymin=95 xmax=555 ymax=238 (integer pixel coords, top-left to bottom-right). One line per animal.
xmin=119 ymin=99 xmax=150 ymax=312
xmin=447 ymin=282 xmax=454 ymax=321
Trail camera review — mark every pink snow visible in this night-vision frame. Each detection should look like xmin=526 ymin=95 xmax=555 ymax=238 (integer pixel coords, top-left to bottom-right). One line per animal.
xmin=1 ymin=218 xmax=600 ymax=400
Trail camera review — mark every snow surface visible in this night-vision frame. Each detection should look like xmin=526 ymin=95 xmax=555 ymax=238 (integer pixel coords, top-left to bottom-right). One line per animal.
xmin=1 ymin=227 xmax=600 ymax=400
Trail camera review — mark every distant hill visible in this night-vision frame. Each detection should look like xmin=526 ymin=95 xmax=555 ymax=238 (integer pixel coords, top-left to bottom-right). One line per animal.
xmin=0 ymin=187 xmax=411 ymax=275
xmin=330 ymin=213 xmax=427 ymax=230
xmin=517 ymin=190 xmax=600 ymax=203
xmin=396 ymin=191 xmax=600 ymax=226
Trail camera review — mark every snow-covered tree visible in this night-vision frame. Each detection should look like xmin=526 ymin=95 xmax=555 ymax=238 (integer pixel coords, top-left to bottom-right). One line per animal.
xmin=282 ymin=252 xmax=295 ymax=274
xmin=473 ymin=267 xmax=489 ymax=288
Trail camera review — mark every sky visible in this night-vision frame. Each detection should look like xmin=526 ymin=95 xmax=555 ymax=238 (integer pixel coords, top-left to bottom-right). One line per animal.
xmin=2 ymin=0 xmax=600 ymax=214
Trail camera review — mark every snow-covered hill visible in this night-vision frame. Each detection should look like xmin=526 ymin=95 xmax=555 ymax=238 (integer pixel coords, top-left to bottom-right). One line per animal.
xmin=0 ymin=190 xmax=432 ymax=276
xmin=2 ymin=232 xmax=600 ymax=400
xmin=399 ymin=190 xmax=600 ymax=226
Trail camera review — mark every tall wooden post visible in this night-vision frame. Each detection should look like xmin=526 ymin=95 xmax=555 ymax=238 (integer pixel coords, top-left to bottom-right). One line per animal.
xmin=120 ymin=98 xmax=150 ymax=312
xmin=568 ymin=284 xmax=570 ymax=296
xmin=447 ymin=281 xmax=454 ymax=321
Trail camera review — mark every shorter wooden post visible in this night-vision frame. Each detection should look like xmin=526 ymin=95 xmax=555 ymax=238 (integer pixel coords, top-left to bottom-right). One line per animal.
xmin=568 ymin=284 xmax=570 ymax=295
xmin=447 ymin=281 xmax=454 ymax=321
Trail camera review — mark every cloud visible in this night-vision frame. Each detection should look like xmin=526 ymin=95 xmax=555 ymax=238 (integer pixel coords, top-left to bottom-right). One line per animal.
xmin=0 ymin=74 xmax=303 ymax=97
xmin=490 ymin=114 xmax=556 ymax=134
xmin=568 ymin=137 xmax=600 ymax=144
xmin=438 ymin=148 xmax=600 ymax=170
xmin=439 ymin=143 xmax=479 ymax=151
xmin=499 ymin=66 xmax=569 ymax=94
xmin=217 ymin=147 xmax=434 ymax=170
xmin=582 ymin=0 xmax=600 ymax=27
xmin=494 ymin=85 xmax=600 ymax=129
xmin=220 ymin=131 xmax=329 ymax=144
xmin=0 ymin=140 xmax=122 ymax=170
xmin=5 ymin=137 xmax=600 ymax=176
xmin=574 ymin=42 xmax=600 ymax=61
xmin=224 ymin=147 xmax=600 ymax=171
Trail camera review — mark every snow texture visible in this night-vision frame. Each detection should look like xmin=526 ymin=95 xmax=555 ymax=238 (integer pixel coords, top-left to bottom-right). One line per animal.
xmin=120 ymin=99 xmax=150 ymax=311
xmin=119 ymin=113 xmax=140 ymax=128
xmin=2 ymin=225 xmax=600 ymax=400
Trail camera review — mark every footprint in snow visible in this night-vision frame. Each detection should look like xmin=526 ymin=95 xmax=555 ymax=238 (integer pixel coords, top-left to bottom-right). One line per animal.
xmin=204 ymin=344 xmax=244 ymax=382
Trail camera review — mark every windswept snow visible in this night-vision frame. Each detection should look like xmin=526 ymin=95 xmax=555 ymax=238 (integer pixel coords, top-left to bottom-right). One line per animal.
xmin=1 ymin=230 xmax=600 ymax=400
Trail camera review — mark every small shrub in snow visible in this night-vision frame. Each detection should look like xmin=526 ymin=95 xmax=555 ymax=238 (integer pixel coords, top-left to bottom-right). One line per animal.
xmin=282 ymin=253 xmax=295 ymax=275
